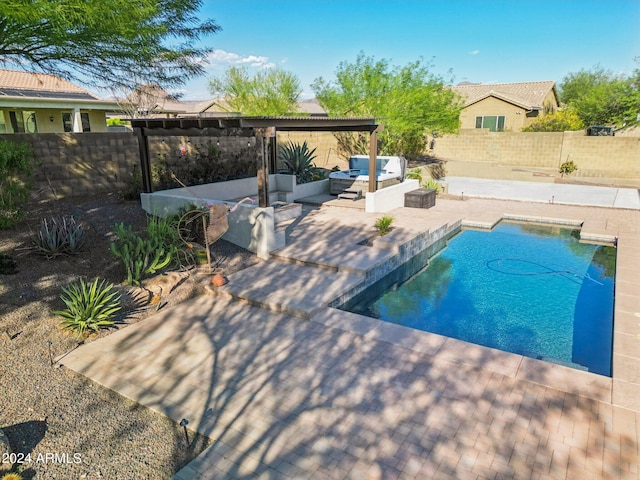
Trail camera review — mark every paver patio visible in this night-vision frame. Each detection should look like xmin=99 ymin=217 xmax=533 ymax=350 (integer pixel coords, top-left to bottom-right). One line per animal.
xmin=61 ymin=197 xmax=640 ymax=479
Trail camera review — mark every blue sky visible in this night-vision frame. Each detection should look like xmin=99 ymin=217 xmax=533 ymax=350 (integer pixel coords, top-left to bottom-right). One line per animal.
xmin=177 ymin=0 xmax=640 ymax=100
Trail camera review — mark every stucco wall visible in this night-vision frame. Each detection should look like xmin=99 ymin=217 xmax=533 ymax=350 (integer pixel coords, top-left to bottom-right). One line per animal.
xmin=0 ymin=108 xmax=108 ymax=133
xmin=434 ymin=130 xmax=640 ymax=182
xmin=460 ymin=97 xmax=539 ymax=131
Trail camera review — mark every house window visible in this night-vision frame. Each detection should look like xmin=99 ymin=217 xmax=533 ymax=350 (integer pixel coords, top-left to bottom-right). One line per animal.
xmin=80 ymin=113 xmax=91 ymax=132
xmin=475 ymin=115 xmax=505 ymax=132
xmin=9 ymin=110 xmax=38 ymax=133
xmin=62 ymin=113 xmax=73 ymax=132
xmin=0 ymin=112 xmax=6 ymax=133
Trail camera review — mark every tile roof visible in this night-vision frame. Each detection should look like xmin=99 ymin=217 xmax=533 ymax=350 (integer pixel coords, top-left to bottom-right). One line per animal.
xmin=0 ymin=68 xmax=98 ymax=100
xmin=451 ymin=81 xmax=557 ymax=109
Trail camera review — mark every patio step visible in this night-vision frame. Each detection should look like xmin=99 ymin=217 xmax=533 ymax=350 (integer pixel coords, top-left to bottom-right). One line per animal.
xmin=204 ymin=260 xmax=364 ymax=320
xmin=337 ymin=188 xmax=363 ymax=201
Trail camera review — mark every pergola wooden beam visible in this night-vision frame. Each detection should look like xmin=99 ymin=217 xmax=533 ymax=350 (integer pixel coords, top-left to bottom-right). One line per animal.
xmin=130 ymin=116 xmax=383 ymax=206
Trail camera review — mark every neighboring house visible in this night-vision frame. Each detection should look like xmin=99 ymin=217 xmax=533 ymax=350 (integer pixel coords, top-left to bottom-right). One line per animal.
xmin=0 ymin=68 xmax=122 ymax=134
xmin=451 ymin=81 xmax=559 ymax=131
xmin=296 ymin=98 xmax=327 ymax=116
xmin=118 ymin=84 xmax=228 ymax=118
xmin=119 ymin=84 xmax=328 ymax=118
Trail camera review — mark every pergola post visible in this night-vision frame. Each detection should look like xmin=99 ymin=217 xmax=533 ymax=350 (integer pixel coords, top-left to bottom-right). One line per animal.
xmin=134 ymin=127 xmax=153 ymax=193
xmin=368 ymin=125 xmax=383 ymax=193
xmin=255 ymin=127 xmax=276 ymax=208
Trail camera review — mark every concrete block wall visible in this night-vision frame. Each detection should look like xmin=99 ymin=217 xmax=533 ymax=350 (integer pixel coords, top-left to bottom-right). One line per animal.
xmin=277 ymin=131 xmax=345 ymax=170
xmin=0 ymin=132 xmax=139 ymax=198
xmin=434 ymin=130 xmax=640 ymax=182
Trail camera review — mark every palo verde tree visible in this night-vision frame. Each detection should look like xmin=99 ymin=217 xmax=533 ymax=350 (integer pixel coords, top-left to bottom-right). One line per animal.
xmin=209 ymin=66 xmax=302 ymax=116
xmin=0 ymin=0 xmax=220 ymax=90
xmin=559 ymin=63 xmax=640 ymax=128
xmin=522 ymin=107 xmax=584 ymax=132
xmin=311 ymin=53 xmax=462 ymax=159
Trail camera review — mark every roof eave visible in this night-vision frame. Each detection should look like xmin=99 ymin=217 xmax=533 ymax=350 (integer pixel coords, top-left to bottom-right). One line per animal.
xmin=0 ymin=95 xmax=123 ymax=111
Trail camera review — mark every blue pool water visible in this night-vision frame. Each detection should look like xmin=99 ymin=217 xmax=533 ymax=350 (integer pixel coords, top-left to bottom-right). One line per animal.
xmin=341 ymin=222 xmax=616 ymax=376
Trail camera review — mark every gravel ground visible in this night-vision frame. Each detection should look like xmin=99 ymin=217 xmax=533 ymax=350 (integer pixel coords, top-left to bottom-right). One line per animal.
xmin=0 ymin=193 xmax=262 ymax=479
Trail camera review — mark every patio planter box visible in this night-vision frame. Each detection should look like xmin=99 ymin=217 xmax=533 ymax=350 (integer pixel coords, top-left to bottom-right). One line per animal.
xmin=405 ymin=188 xmax=436 ymax=209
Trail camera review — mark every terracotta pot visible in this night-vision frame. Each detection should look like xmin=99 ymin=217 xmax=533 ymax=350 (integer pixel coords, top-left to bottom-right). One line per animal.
xmin=211 ymin=273 xmax=227 ymax=287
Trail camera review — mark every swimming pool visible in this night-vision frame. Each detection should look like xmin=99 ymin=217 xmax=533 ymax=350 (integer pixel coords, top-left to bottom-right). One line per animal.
xmin=340 ymin=222 xmax=616 ymax=376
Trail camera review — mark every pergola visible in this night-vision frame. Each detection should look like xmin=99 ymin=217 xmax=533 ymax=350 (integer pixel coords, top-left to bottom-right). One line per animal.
xmin=130 ymin=116 xmax=383 ymax=207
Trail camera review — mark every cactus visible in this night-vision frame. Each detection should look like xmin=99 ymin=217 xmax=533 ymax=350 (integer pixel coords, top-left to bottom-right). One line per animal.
xmin=110 ymin=222 xmax=176 ymax=285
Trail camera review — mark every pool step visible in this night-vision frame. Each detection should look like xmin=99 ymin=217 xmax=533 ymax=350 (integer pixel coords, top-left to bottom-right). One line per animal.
xmin=204 ymin=260 xmax=364 ymax=319
xmin=337 ymin=188 xmax=363 ymax=201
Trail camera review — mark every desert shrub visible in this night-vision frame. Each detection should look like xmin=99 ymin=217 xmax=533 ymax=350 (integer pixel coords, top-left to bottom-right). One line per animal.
xmin=121 ymin=164 xmax=143 ymax=200
xmin=559 ymin=160 xmax=578 ymax=176
xmin=151 ymin=142 xmax=257 ymax=190
xmin=0 ymin=253 xmax=18 ymax=275
xmin=405 ymin=167 xmax=424 ymax=184
xmin=53 ymin=278 xmax=121 ymax=338
xmin=428 ymin=162 xmax=447 ymax=179
xmin=522 ymin=108 xmax=584 ymax=132
xmin=0 ymin=139 xmax=34 ymax=229
xmin=33 ymin=216 xmax=86 ymax=257
xmin=374 ymin=215 xmax=394 ymax=235
xmin=424 ymin=178 xmax=442 ymax=194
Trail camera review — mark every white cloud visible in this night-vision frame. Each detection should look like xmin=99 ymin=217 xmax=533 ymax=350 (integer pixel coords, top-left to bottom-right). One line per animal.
xmin=206 ymin=49 xmax=273 ymax=69
xmin=469 ymin=50 xmax=480 ymax=55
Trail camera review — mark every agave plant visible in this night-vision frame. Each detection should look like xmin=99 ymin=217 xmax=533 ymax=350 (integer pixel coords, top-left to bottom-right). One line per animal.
xmin=278 ymin=140 xmax=320 ymax=184
xmin=53 ymin=278 xmax=121 ymax=338
xmin=33 ymin=215 xmax=86 ymax=257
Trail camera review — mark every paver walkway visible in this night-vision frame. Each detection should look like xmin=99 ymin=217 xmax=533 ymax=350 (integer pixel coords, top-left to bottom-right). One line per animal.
xmin=61 ymin=197 xmax=640 ymax=479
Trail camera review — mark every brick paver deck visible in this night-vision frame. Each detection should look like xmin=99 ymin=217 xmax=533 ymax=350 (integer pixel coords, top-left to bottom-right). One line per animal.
xmin=62 ymin=197 xmax=640 ymax=479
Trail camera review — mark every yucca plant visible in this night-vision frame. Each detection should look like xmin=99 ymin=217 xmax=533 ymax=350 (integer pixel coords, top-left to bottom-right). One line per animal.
xmin=375 ymin=215 xmax=394 ymax=236
xmin=53 ymin=278 xmax=121 ymax=338
xmin=278 ymin=140 xmax=320 ymax=184
xmin=1 ymin=473 xmax=25 ymax=480
xmin=33 ymin=216 xmax=86 ymax=257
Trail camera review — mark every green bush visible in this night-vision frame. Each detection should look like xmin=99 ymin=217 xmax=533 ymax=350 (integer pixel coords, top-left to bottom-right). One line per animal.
xmin=428 ymin=162 xmax=447 ymax=180
xmin=33 ymin=216 xmax=86 ymax=257
xmin=152 ymin=142 xmax=257 ymax=190
xmin=423 ymin=178 xmax=441 ymax=194
xmin=559 ymin=160 xmax=578 ymax=176
xmin=278 ymin=140 xmax=321 ymax=184
xmin=0 ymin=253 xmax=18 ymax=275
xmin=405 ymin=167 xmax=424 ymax=184
xmin=374 ymin=215 xmax=394 ymax=236
xmin=53 ymin=278 xmax=121 ymax=338
xmin=0 ymin=139 xmax=34 ymax=229
xmin=522 ymin=108 xmax=584 ymax=132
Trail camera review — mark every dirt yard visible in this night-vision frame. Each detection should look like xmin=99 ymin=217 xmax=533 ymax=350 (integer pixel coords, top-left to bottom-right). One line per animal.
xmin=0 ymin=192 xmax=262 ymax=479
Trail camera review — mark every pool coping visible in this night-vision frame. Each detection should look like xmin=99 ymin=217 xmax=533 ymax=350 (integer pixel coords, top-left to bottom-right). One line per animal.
xmin=320 ymin=212 xmax=638 ymax=410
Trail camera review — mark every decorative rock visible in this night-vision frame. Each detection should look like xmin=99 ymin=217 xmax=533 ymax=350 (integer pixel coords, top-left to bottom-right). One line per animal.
xmin=142 ymin=271 xmax=187 ymax=300
xmin=210 ymin=273 xmax=227 ymax=287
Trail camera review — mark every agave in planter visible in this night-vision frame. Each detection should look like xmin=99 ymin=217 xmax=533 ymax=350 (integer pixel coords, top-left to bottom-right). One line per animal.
xmin=278 ymin=140 xmax=323 ymax=184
